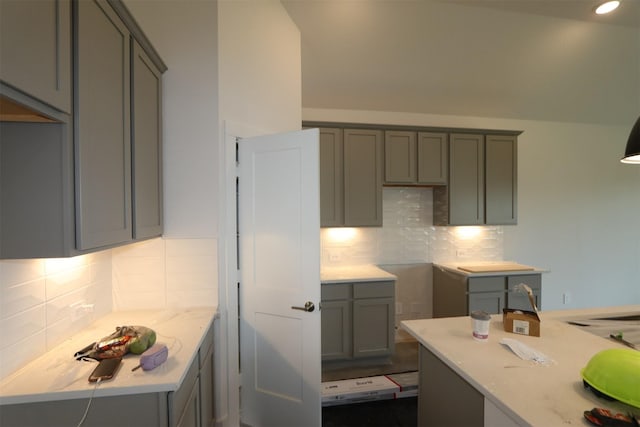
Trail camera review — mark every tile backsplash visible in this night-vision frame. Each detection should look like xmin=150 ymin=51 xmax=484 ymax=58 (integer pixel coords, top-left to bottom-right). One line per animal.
xmin=321 ymin=187 xmax=504 ymax=266
xmin=0 ymin=251 xmax=112 ymax=380
xmin=0 ymin=237 xmax=218 ymax=382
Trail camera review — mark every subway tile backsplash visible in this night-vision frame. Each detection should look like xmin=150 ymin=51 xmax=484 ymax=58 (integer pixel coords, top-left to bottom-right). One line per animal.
xmin=0 ymin=237 xmax=218 ymax=382
xmin=0 ymin=252 xmax=112 ymax=380
xmin=322 ymin=187 xmax=504 ymax=266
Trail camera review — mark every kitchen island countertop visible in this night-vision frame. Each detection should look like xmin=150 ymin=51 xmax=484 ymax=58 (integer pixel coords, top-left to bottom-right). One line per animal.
xmin=0 ymin=307 xmax=217 ymax=405
xmin=321 ymin=264 xmax=396 ymax=283
xmin=402 ymin=305 xmax=640 ymax=426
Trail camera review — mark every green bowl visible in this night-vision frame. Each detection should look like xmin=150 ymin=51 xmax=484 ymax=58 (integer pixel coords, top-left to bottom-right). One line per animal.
xmin=581 ymin=348 xmax=640 ymax=408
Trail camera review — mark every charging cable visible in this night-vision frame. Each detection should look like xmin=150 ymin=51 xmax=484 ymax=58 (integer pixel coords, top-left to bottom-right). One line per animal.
xmin=76 ymin=378 xmax=101 ymax=427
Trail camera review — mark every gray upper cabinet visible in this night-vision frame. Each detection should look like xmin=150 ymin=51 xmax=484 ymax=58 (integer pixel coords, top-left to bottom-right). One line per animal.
xmin=318 ymin=127 xmax=383 ymax=227
xmin=75 ymin=0 xmax=132 ymax=250
xmin=310 ymin=122 xmax=519 ymax=228
xmin=485 ymin=135 xmax=517 ymax=225
xmin=0 ymin=0 xmax=165 ymax=259
xmin=384 ymin=131 xmax=447 ymax=185
xmin=132 ymin=40 xmax=163 ymax=239
xmin=0 ymin=0 xmax=72 ymax=113
xmin=448 ymin=133 xmax=484 ymax=225
xmin=417 ymin=132 xmax=448 ymax=184
xmin=434 ymin=132 xmax=518 ymax=226
xmin=343 ymin=129 xmax=383 ymax=226
xmin=384 ymin=130 xmax=416 ymax=183
xmin=319 ymin=128 xmax=344 ymax=227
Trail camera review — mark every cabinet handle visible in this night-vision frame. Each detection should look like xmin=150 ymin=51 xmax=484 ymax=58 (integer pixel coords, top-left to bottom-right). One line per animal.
xmin=291 ymin=301 xmax=315 ymax=312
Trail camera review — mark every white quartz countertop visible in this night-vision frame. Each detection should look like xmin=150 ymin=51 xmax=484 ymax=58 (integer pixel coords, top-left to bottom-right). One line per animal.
xmin=321 ymin=265 xmax=397 ymax=283
xmin=434 ymin=261 xmax=548 ymax=277
xmin=401 ymin=305 xmax=640 ymax=426
xmin=0 ymin=307 xmax=217 ymax=405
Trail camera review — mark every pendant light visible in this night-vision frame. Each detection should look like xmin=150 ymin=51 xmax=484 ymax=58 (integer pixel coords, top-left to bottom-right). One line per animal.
xmin=621 ymin=116 xmax=640 ymax=164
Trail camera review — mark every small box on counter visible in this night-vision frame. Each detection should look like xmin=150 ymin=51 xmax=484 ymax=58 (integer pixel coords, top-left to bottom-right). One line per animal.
xmin=503 ymin=308 xmax=541 ymax=337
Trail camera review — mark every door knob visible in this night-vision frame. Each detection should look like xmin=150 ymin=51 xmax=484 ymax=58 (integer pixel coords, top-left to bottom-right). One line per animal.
xmin=291 ymin=301 xmax=315 ymax=312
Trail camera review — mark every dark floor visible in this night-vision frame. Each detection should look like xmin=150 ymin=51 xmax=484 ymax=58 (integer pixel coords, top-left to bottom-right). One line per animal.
xmin=322 ymin=397 xmax=418 ymax=427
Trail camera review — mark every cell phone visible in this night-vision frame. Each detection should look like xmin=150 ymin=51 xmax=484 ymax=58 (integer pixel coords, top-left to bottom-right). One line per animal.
xmin=88 ymin=357 xmax=122 ymax=383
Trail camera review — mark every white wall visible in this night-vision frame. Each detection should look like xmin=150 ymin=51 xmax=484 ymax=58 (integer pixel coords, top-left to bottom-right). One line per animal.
xmin=305 ymin=107 xmax=640 ymax=311
xmin=124 ymin=0 xmax=219 ymax=239
xmin=218 ymin=0 xmax=301 ymax=133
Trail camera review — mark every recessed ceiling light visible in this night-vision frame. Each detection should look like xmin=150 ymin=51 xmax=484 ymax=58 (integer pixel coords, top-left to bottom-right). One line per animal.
xmin=594 ymin=0 xmax=620 ymax=15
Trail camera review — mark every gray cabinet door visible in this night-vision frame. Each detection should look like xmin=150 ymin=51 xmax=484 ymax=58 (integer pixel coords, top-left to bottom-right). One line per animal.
xmin=507 ymin=274 xmax=541 ymax=311
xmin=132 ymin=40 xmax=163 ymax=239
xmin=343 ymin=129 xmax=383 ymax=226
xmin=448 ymin=133 xmax=484 ymax=225
xmin=0 ymin=0 xmax=72 ymax=113
xmin=468 ymin=276 xmax=506 ymax=315
xmin=319 ymin=128 xmax=344 ymax=227
xmin=485 ymin=134 xmax=517 ymax=225
xmin=468 ymin=291 xmax=505 ymax=315
xmin=75 ymin=0 xmax=132 ymax=249
xmin=321 ymin=300 xmax=352 ymax=360
xmin=353 ymin=297 xmax=394 ymax=358
xmin=384 ymin=130 xmax=416 ymax=183
xmin=417 ymin=132 xmax=448 ymax=184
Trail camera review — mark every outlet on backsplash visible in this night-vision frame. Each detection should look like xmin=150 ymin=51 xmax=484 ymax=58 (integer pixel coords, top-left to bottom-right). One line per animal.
xmin=456 ymin=249 xmax=470 ymax=259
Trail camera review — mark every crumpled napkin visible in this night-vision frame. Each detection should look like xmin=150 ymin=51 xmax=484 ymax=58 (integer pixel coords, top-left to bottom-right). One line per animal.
xmin=500 ymin=337 xmax=555 ymax=366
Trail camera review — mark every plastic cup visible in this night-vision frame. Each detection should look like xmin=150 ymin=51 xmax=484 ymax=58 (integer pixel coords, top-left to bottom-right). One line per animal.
xmin=470 ymin=310 xmax=491 ymax=341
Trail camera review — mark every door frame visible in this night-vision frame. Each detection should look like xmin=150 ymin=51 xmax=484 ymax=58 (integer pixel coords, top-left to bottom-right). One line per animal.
xmin=218 ymin=120 xmax=268 ymax=427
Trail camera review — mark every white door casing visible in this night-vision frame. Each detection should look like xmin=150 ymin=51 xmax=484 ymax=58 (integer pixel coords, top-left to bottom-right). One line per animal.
xmin=237 ymin=128 xmax=321 ymax=427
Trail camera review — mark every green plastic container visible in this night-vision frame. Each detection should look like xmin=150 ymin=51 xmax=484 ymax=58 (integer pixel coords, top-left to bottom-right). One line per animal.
xmin=581 ymin=348 xmax=640 ymax=408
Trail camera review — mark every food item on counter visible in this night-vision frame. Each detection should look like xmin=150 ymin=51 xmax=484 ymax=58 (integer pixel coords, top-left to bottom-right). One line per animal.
xmin=583 ymin=408 xmax=639 ymax=427
xmin=128 ymin=327 xmax=157 ymax=354
xmin=74 ymin=326 xmax=157 ymax=360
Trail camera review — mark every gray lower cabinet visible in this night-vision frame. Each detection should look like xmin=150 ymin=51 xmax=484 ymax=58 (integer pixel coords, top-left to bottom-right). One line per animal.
xmin=321 ymin=290 xmax=352 ymax=360
xmin=384 ymin=131 xmax=448 ymax=185
xmin=0 ymin=0 xmax=72 ymax=113
xmin=319 ymin=128 xmax=383 ymax=227
xmin=433 ymin=269 xmax=541 ymax=317
xmin=321 ymin=281 xmax=394 ymax=361
xmin=0 ymin=322 xmax=215 ymax=427
xmin=419 ymin=346 xmax=484 ymax=427
xmin=433 ymin=133 xmax=518 ymax=226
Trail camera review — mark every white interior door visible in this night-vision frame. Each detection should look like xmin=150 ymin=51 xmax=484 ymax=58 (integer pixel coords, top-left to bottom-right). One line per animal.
xmin=238 ymin=128 xmax=321 ymax=427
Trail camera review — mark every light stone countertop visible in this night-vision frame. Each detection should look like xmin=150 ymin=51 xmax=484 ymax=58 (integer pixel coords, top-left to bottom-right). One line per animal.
xmin=0 ymin=307 xmax=217 ymax=405
xmin=321 ymin=264 xmax=397 ymax=283
xmin=402 ymin=305 xmax=640 ymax=426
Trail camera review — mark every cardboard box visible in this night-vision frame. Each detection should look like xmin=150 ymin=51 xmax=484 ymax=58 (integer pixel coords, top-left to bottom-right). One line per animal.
xmin=322 ymin=376 xmax=400 ymax=406
xmin=503 ymin=308 xmax=541 ymax=337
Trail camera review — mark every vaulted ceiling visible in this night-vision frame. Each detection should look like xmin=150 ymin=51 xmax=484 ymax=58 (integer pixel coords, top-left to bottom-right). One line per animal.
xmin=282 ymin=0 xmax=640 ymax=126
